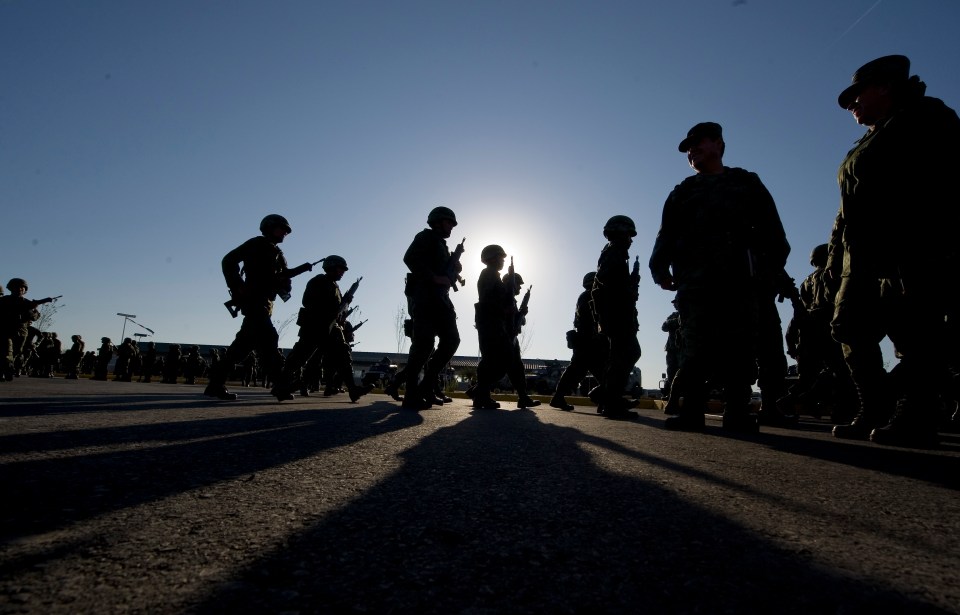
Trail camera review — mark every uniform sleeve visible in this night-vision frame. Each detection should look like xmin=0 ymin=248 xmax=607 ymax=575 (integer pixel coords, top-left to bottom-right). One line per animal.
xmin=649 ymin=189 xmax=680 ymax=285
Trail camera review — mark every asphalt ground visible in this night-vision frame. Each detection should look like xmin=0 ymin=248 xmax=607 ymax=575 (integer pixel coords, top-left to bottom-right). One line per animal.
xmin=1 ymin=378 xmax=958 ymax=614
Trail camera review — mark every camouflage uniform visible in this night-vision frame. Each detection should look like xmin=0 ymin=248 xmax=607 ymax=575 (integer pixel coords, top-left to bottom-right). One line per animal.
xmin=830 ymin=58 xmax=960 ymax=444
xmin=0 ymin=297 xmax=40 ymax=380
xmin=650 ymin=167 xmax=789 ymax=423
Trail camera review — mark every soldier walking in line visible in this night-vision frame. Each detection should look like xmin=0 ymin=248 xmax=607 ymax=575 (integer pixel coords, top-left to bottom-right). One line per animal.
xmin=550 ymin=272 xmax=607 ymax=412
xmin=592 ymin=216 xmax=643 ymax=420
xmin=400 ymin=206 xmax=463 ymax=411
xmin=203 ymin=214 xmax=314 ymax=401
xmin=660 ymin=303 xmax=682 ymax=414
xmin=650 ymin=122 xmax=789 ymax=432
xmin=271 ymin=256 xmax=372 ymax=402
xmin=829 ymin=55 xmax=960 ymax=446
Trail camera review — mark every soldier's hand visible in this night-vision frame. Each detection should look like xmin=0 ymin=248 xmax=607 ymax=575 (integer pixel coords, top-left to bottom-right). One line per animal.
xmin=301 ymin=262 xmax=313 ymax=272
xmin=656 ymin=273 xmax=676 ymax=291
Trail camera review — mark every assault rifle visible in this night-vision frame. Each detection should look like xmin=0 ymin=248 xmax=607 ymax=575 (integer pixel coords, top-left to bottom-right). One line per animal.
xmin=631 ymin=256 xmax=641 ymax=286
xmin=515 ymin=284 xmax=532 ymax=336
xmin=224 ymin=259 xmax=322 ymax=318
xmin=338 ymin=276 xmax=363 ymax=318
xmin=30 ymin=295 xmax=62 ymax=307
xmin=447 ymin=238 xmax=466 ymax=291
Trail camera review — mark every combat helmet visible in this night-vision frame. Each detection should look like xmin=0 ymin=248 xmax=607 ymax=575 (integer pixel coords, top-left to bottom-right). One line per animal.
xmin=7 ymin=278 xmax=28 ymax=291
xmin=322 ymin=255 xmax=349 ymax=271
xmin=101 ymin=337 xmax=111 ymax=343
xmin=427 ymin=206 xmax=458 ymax=227
xmin=480 ymin=244 xmax=507 ymax=264
xmin=502 ymin=272 xmax=524 ymax=287
xmin=582 ymin=272 xmax=597 ymax=290
xmin=603 ymin=215 xmax=637 ymax=238
xmin=260 ymin=214 xmax=292 ymax=235
xmin=810 ymin=243 xmax=829 ymax=268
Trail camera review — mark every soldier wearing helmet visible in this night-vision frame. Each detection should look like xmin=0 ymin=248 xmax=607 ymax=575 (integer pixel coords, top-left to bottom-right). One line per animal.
xmin=399 ymin=206 xmax=463 ymax=410
xmin=0 ymin=278 xmax=57 ymax=381
xmin=550 ymin=272 xmax=606 ymax=411
xmin=590 ymin=215 xmax=641 ymax=420
xmin=650 ymin=122 xmax=789 ymax=433
xmin=469 ymin=246 xmax=539 ymax=409
xmin=271 ymin=255 xmax=372 ymax=403
xmin=64 ymin=334 xmax=85 ymax=380
xmin=203 ymin=215 xmax=315 ymax=401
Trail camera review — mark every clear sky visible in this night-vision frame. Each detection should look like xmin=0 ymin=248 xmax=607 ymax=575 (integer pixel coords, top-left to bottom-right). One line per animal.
xmin=3 ymin=0 xmax=958 ymax=385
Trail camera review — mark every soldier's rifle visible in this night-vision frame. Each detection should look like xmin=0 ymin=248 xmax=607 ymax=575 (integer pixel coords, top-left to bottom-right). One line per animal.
xmin=446 ymin=238 xmax=466 ymax=291
xmin=29 ymin=295 xmax=62 ymax=307
xmin=224 ymin=259 xmax=323 ymax=317
xmin=338 ymin=276 xmax=363 ymax=318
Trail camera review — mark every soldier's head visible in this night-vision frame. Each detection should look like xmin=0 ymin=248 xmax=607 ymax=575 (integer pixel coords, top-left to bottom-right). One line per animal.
xmin=603 ymin=215 xmax=637 ymax=243
xmin=838 ymin=55 xmax=912 ymax=128
xmin=72 ymin=334 xmax=82 ymax=342
xmin=502 ymin=271 xmax=524 ymax=295
xmin=259 ymin=214 xmax=292 ymax=243
xmin=427 ymin=206 xmax=457 ymax=238
xmin=810 ymin=243 xmax=829 ymax=268
xmin=679 ymin=122 xmax=725 ymax=174
xmin=480 ymin=244 xmax=507 ymax=269
xmin=101 ymin=337 xmax=111 ymax=343
xmin=7 ymin=278 xmax=28 ymax=295
xmin=582 ymin=272 xmax=597 ymax=290
xmin=321 ymin=255 xmax=349 ymax=280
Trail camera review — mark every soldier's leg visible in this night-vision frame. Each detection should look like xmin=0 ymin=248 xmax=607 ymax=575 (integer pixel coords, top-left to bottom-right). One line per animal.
xmin=602 ymin=331 xmax=641 ymax=416
xmin=423 ymin=306 xmax=460 ymax=392
xmin=871 ymin=278 xmax=945 ymax=446
xmin=831 ymin=276 xmax=891 ymax=438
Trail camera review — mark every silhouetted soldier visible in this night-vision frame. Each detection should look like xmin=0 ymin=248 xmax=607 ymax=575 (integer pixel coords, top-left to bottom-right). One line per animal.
xmin=141 ymin=341 xmax=157 ymax=383
xmin=551 ymin=272 xmax=606 ymax=411
xmin=272 ymin=256 xmax=372 ymax=402
xmin=400 ymin=206 xmax=463 ymax=410
xmin=204 ymin=214 xmax=313 ymax=401
xmin=592 ymin=215 xmax=642 ymax=420
xmin=93 ymin=337 xmax=116 ymax=381
xmin=162 ymin=343 xmax=182 ymax=384
xmin=650 ymin=122 xmax=789 ymax=432
xmin=64 ymin=335 xmax=85 ymax=379
xmin=830 ymin=55 xmax=960 ymax=446
xmin=0 ymin=278 xmax=56 ymax=381
xmin=114 ymin=338 xmax=137 ymax=381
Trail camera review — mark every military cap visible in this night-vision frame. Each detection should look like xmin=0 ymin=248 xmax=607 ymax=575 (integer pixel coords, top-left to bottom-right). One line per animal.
xmin=838 ymin=55 xmax=910 ymax=109
xmin=678 ymin=122 xmax=723 ymax=152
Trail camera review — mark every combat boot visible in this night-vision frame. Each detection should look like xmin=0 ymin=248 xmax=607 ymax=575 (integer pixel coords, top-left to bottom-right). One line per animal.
xmin=349 ymin=383 xmax=374 ymax=402
xmin=722 ymin=408 xmax=759 ymax=433
xmin=473 ymin=396 xmax=500 ymax=410
xmin=518 ymin=395 xmax=541 ymax=408
xmin=384 ymin=380 xmax=404 ymax=401
xmin=603 ymin=397 xmax=638 ymax=421
xmin=270 ymin=385 xmax=294 ymax=402
xmin=549 ymin=395 xmax=574 ymax=411
xmin=664 ymin=411 xmax=705 ymax=431
xmin=869 ymin=401 xmax=939 ymax=448
xmin=204 ymin=383 xmax=238 ymax=401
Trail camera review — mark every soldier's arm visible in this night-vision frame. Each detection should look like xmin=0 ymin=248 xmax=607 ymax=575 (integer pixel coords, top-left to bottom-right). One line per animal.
xmin=649 ymin=192 xmax=679 ymax=290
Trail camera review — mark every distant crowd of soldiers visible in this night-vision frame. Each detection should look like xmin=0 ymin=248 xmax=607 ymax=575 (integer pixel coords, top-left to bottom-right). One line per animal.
xmin=4 ymin=55 xmax=958 ymax=448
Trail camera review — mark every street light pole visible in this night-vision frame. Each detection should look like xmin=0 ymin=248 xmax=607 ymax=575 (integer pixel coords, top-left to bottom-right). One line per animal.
xmin=117 ymin=312 xmax=136 ymax=342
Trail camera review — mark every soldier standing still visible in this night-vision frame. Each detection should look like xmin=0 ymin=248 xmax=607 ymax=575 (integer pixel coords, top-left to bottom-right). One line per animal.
xmin=65 ymin=335 xmax=85 ymax=379
xmin=592 ymin=215 xmax=642 ymax=420
xmin=203 ymin=214 xmax=313 ymax=401
xmin=829 ymin=55 xmax=960 ymax=446
xmin=550 ymin=272 xmax=606 ymax=411
xmin=650 ymin=122 xmax=789 ymax=432
xmin=141 ymin=341 xmax=157 ymax=383
xmin=93 ymin=337 xmax=116 ymax=381
xmin=400 ymin=206 xmax=462 ymax=411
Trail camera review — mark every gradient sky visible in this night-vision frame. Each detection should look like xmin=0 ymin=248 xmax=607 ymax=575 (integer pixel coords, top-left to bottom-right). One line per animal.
xmin=3 ymin=0 xmax=958 ymax=386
